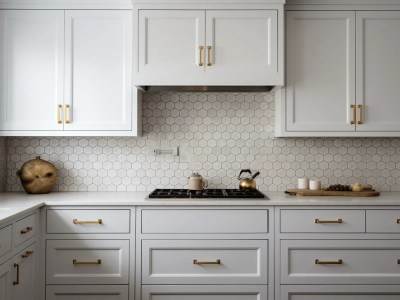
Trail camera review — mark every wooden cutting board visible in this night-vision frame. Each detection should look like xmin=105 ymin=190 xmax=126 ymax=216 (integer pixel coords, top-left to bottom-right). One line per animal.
xmin=285 ymin=189 xmax=380 ymax=197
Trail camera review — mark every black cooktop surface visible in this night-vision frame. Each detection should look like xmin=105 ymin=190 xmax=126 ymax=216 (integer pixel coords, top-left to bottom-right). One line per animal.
xmin=148 ymin=189 xmax=268 ymax=199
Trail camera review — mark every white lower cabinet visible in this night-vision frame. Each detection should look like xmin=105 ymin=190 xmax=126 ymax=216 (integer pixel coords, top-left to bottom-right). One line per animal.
xmin=12 ymin=243 xmax=36 ymax=300
xmin=142 ymin=285 xmax=268 ymax=300
xmin=46 ymin=285 xmax=128 ymax=300
xmin=0 ymin=261 xmax=12 ymax=300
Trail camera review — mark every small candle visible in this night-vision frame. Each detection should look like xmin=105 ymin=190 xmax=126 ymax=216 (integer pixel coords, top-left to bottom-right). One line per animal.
xmin=309 ymin=180 xmax=321 ymax=190
xmin=298 ymin=178 xmax=309 ymax=190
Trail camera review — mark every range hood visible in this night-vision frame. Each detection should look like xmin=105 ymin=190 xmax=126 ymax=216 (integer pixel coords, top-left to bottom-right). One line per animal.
xmin=140 ymin=86 xmax=275 ymax=93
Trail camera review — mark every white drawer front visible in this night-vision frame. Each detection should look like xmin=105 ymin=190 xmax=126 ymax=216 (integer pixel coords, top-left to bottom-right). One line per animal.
xmin=141 ymin=209 xmax=268 ymax=234
xmin=281 ymin=240 xmax=400 ymax=284
xmin=142 ymin=285 xmax=268 ymax=300
xmin=14 ymin=213 xmax=36 ymax=246
xmin=280 ymin=209 xmax=365 ymax=233
xmin=366 ymin=210 xmax=400 ymax=233
xmin=0 ymin=225 xmax=12 ymax=258
xmin=281 ymin=285 xmax=400 ymax=300
xmin=142 ymin=240 xmax=268 ymax=285
xmin=46 ymin=209 xmax=130 ymax=234
xmin=46 ymin=285 xmax=128 ymax=300
xmin=46 ymin=240 xmax=129 ymax=284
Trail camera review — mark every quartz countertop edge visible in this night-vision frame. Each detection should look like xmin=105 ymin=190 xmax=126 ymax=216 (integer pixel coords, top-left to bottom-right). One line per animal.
xmin=1 ymin=191 xmax=400 ymax=226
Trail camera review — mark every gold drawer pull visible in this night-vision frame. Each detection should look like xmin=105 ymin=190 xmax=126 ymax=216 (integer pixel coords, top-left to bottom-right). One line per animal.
xmin=199 ymin=46 xmax=204 ymax=66
xmin=20 ymin=227 xmax=33 ymax=234
xmin=22 ymin=251 xmax=34 ymax=258
xmin=73 ymin=219 xmax=102 ymax=224
xmin=357 ymin=104 xmax=363 ymax=125
xmin=57 ymin=104 xmax=62 ymax=124
xmin=193 ymin=259 xmax=221 ymax=265
xmin=13 ymin=263 xmax=19 ymax=285
xmin=73 ymin=259 xmax=101 ymax=265
xmin=315 ymin=218 xmax=343 ymax=224
xmin=207 ymin=46 xmax=212 ymax=66
xmin=350 ymin=104 xmax=356 ymax=125
xmin=64 ymin=104 xmax=71 ymax=124
xmin=315 ymin=259 xmax=343 ymax=265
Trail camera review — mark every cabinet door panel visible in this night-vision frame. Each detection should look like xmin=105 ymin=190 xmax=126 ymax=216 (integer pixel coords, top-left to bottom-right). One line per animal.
xmin=46 ymin=285 xmax=128 ymax=300
xmin=286 ymin=11 xmax=356 ymax=132
xmin=64 ymin=10 xmax=132 ymax=131
xmin=0 ymin=261 xmax=12 ymax=300
xmin=0 ymin=10 xmax=64 ymax=131
xmin=136 ymin=10 xmax=205 ymax=85
xmin=206 ymin=10 xmax=280 ymax=85
xmin=12 ymin=243 xmax=36 ymax=300
xmin=356 ymin=11 xmax=400 ymax=132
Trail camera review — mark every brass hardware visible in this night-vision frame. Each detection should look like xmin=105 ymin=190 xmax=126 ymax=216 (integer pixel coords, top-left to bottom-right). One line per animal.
xmin=57 ymin=104 xmax=62 ymax=124
xmin=73 ymin=259 xmax=101 ymax=265
xmin=22 ymin=251 xmax=34 ymax=258
xmin=207 ymin=46 xmax=212 ymax=66
xmin=350 ymin=104 xmax=356 ymax=125
xmin=193 ymin=259 xmax=221 ymax=265
xmin=315 ymin=259 xmax=343 ymax=265
xmin=358 ymin=104 xmax=363 ymax=125
xmin=13 ymin=263 xmax=19 ymax=285
xmin=73 ymin=219 xmax=102 ymax=225
xmin=397 ymin=219 xmax=400 ymax=224
xmin=315 ymin=218 xmax=343 ymax=224
xmin=20 ymin=227 xmax=33 ymax=234
xmin=64 ymin=104 xmax=70 ymax=124
xmin=398 ymin=259 xmax=400 ymax=264
xmin=199 ymin=46 xmax=204 ymax=66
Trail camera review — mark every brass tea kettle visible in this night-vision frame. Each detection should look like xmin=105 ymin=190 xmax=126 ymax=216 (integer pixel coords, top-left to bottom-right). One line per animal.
xmin=238 ymin=169 xmax=260 ymax=190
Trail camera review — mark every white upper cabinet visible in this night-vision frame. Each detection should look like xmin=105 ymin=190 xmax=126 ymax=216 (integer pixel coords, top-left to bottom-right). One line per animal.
xmin=137 ymin=10 xmax=206 ymax=85
xmin=356 ymin=11 xmax=400 ymax=132
xmin=284 ymin=10 xmax=356 ymax=133
xmin=134 ymin=7 xmax=283 ymax=87
xmin=64 ymin=10 xmax=133 ymax=131
xmin=0 ymin=10 xmax=64 ymax=131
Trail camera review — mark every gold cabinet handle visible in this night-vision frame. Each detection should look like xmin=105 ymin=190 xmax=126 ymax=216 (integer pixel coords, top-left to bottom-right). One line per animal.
xmin=315 ymin=218 xmax=343 ymax=224
xmin=315 ymin=259 xmax=343 ymax=265
xmin=198 ymin=46 xmax=204 ymax=66
xmin=64 ymin=104 xmax=71 ymax=124
xmin=20 ymin=227 xmax=33 ymax=234
xmin=350 ymin=104 xmax=356 ymax=125
xmin=57 ymin=104 xmax=62 ymax=124
xmin=193 ymin=259 xmax=221 ymax=265
xmin=207 ymin=46 xmax=212 ymax=66
xmin=358 ymin=104 xmax=363 ymax=124
xmin=73 ymin=259 xmax=101 ymax=265
xmin=13 ymin=263 xmax=19 ymax=285
xmin=73 ymin=219 xmax=102 ymax=224
xmin=22 ymin=251 xmax=34 ymax=258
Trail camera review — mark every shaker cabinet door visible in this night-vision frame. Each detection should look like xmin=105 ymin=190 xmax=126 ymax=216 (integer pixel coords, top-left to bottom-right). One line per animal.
xmin=0 ymin=261 xmax=12 ymax=300
xmin=356 ymin=11 xmax=400 ymax=132
xmin=0 ymin=10 xmax=64 ymax=131
xmin=12 ymin=243 xmax=36 ymax=300
xmin=64 ymin=10 xmax=133 ymax=131
xmin=136 ymin=10 xmax=206 ymax=85
xmin=285 ymin=11 xmax=356 ymax=132
xmin=205 ymin=10 xmax=281 ymax=86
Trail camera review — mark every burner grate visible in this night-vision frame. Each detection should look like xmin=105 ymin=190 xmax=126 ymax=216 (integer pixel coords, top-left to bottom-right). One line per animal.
xmin=148 ymin=189 xmax=267 ymax=199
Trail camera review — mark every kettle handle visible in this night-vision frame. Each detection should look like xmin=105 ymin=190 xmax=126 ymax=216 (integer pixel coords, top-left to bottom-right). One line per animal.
xmin=238 ymin=169 xmax=252 ymax=180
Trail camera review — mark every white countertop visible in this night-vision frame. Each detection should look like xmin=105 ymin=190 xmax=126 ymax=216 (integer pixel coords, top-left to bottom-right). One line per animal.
xmin=0 ymin=191 xmax=400 ymax=225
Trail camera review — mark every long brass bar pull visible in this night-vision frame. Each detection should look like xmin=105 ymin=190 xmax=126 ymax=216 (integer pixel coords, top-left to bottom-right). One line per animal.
xmin=315 ymin=259 xmax=343 ymax=265
xmin=13 ymin=264 xmax=19 ymax=285
xmin=207 ymin=46 xmax=212 ymax=66
xmin=73 ymin=259 xmax=101 ymax=265
xmin=198 ymin=46 xmax=204 ymax=66
xmin=350 ymin=105 xmax=356 ymax=125
xmin=315 ymin=218 xmax=343 ymax=224
xmin=193 ymin=259 xmax=221 ymax=265
xmin=73 ymin=219 xmax=102 ymax=224
xmin=64 ymin=104 xmax=71 ymax=124
xmin=22 ymin=251 xmax=34 ymax=258
xmin=358 ymin=105 xmax=363 ymax=124
xmin=57 ymin=104 xmax=62 ymax=124
xmin=20 ymin=227 xmax=33 ymax=234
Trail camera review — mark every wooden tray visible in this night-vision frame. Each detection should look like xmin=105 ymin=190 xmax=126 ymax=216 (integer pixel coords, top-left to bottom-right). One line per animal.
xmin=285 ymin=189 xmax=380 ymax=197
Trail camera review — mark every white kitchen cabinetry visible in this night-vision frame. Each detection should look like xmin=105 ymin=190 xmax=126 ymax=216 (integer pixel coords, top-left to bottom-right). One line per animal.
xmin=12 ymin=243 xmax=36 ymax=300
xmin=0 ymin=261 xmax=12 ymax=300
xmin=277 ymin=9 xmax=400 ymax=137
xmin=0 ymin=10 xmax=64 ymax=132
xmin=0 ymin=10 xmax=140 ymax=137
xmin=135 ymin=8 xmax=283 ymax=87
xmin=46 ymin=285 xmax=129 ymax=300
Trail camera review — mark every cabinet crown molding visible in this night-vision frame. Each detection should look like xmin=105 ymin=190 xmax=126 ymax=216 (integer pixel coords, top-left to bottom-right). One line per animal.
xmin=0 ymin=0 xmax=133 ymax=9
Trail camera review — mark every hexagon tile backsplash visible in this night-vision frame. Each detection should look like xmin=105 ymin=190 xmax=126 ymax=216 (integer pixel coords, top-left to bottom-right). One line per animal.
xmin=5 ymin=92 xmax=400 ymax=192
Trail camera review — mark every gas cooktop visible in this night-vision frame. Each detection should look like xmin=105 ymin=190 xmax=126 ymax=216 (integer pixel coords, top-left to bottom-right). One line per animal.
xmin=147 ymin=189 xmax=268 ymax=199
